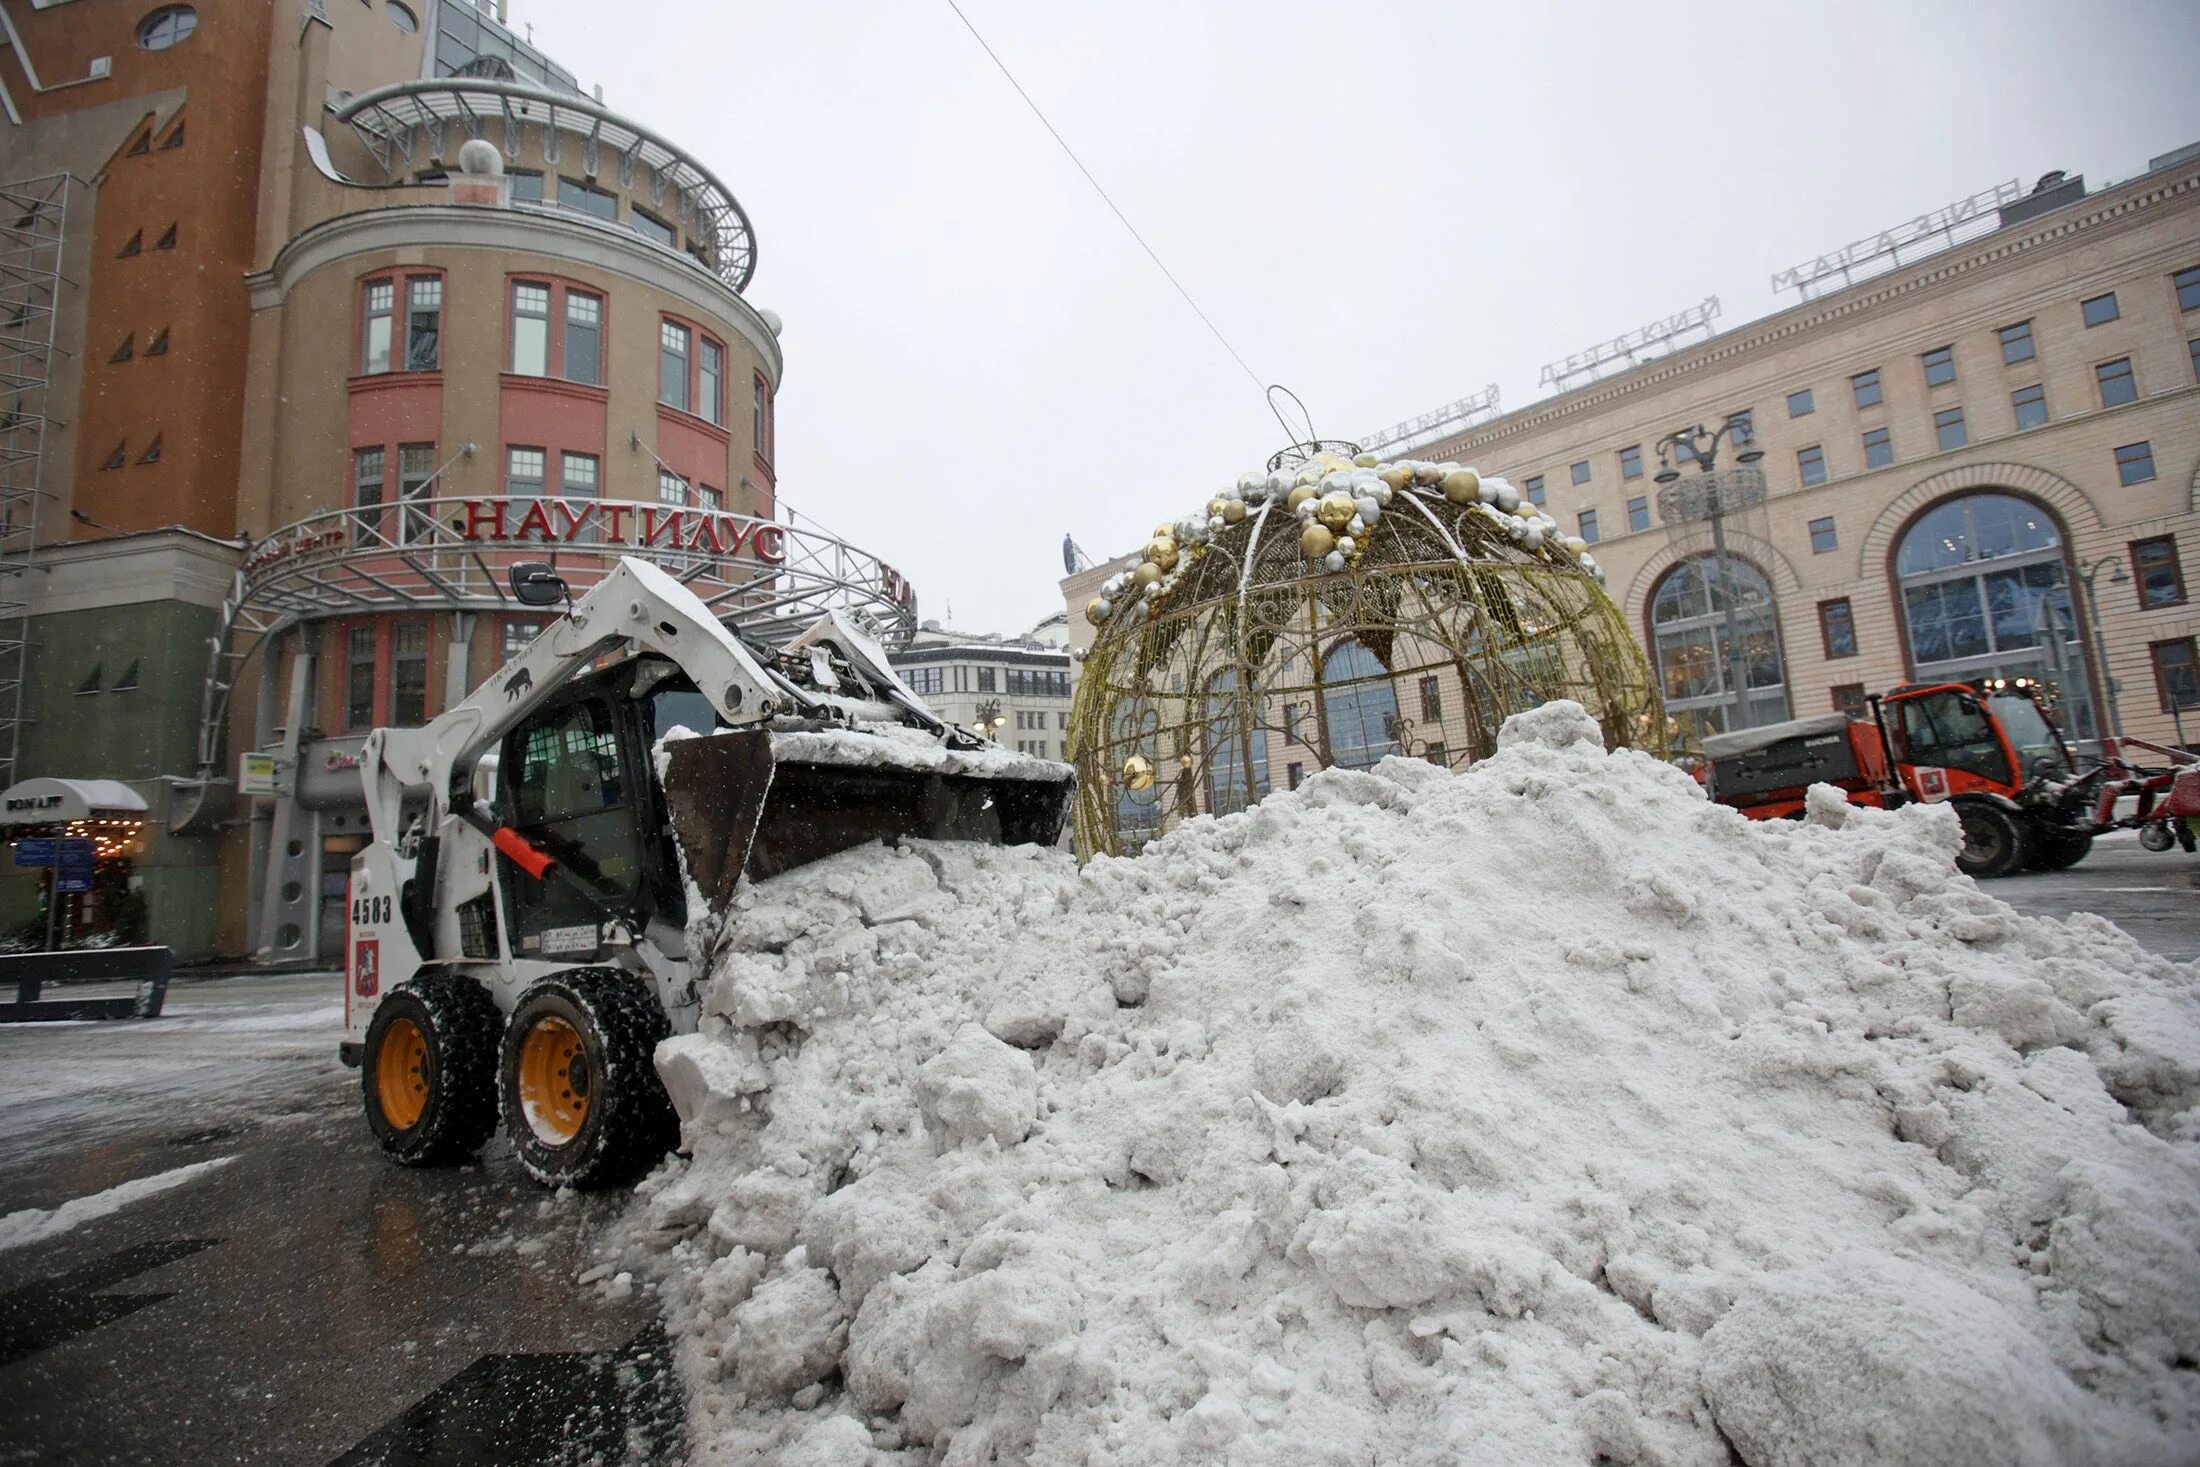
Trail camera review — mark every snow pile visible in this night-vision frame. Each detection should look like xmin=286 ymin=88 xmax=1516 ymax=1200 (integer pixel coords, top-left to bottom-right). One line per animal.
xmin=631 ymin=701 xmax=2200 ymax=1466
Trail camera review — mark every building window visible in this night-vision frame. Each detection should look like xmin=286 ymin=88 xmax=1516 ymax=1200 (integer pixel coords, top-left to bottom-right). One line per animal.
xmin=1524 ymin=475 xmax=1545 ymax=507
xmin=507 ymin=445 xmax=547 ymax=505
xmin=565 ymin=291 xmax=601 ymax=385
xmin=388 ymin=0 xmax=418 ymax=32
xmin=1831 ymin=684 xmax=1867 ymax=719
xmin=1322 ymin=640 xmax=1400 ymax=769
xmin=112 ymin=660 xmax=140 ymax=692
xmin=1569 ymin=460 xmax=1590 ymax=486
xmin=2081 ymin=292 xmax=2119 ymax=327
xmin=1626 ymin=495 xmax=1649 ymax=533
xmin=155 ymin=222 xmax=177 ymax=250
xmin=1895 ymin=493 xmax=2095 ymax=740
xmin=977 ymin=667 xmax=995 ymax=693
xmin=2011 ymin=383 xmax=2048 ymax=430
xmin=128 ymin=130 xmax=152 ymax=158
xmin=1809 ymin=517 xmax=1838 ymax=554
xmin=659 ymin=320 xmax=690 ymax=412
xmin=510 ymin=282 xmax=550 ymax=375
xmin=562 ymin=451 xmax=598 ymax=500
xmin=1999 ymin=320 xmax=2035 ymax=364
xmin=346 ymin=626 xmax=376 ymax=730
xmin=753 ymin=376 xmax=773 ymax=462
xmin=146 ymin=328 xmax=169 ymax=356
xmin=1578 ymin=508 xmax=1599 ymax=543
xmin=392 ymin=624 xmax=429 ymax=725
xmin=399 ymin=443 xmax=435 ymax=540
xmin=1283 ymin=703 xmax=1302 ymax=744
xmin=2114 ymin=441 xmax=2156 ymax=485
xmin=137 ymin=6 xmax=197 ymax=50
xmin=1851 ymin=369 xmax=1882 ymax=409
xmin=2190 ymin=337 xmax=2200 ymax=383
xmin=100 ymin=441 xmax=127 ymax=470
xmin=699 ymin=338 xmax=724 ymax=426
xmin=1619 ymin=445 xmax=1642 ymax=479
xmin=353 ymin=446 xmax=386 ymax=540
xmin=1933 ymin=407 xmax=1967 ymax=452
xmin=2095 ymin=356 xmax=2137 ymax=408
xmin=2151 ymin=639 xmax=2199 ymax=714
xmin=405 ymin=277 xmax=441 ymax=371
xmin=1862 ymin=426 xmax=1893 ymax=470
xmin=1921 ymin=345 xmax=1956 ymax=387
xmin=1819 ymin=598 xmax=1858 ymax=659
xmin=1730 ymin=409 xmax=1754 ymax=443
xmin=1797 ymin=445 xmax=1827 ymax=487
xmin=2177 ymin=265 xmax=2200 ymax=313
xmin=112 ymin=334 xmax=134 ymax=363
xmin=1418 ymin=675 xmax=1442 ymax=723
xmin=361 ymin=279 xmax=394 ymax=373
xmin=137 ymin=435 xmax=162 ymax=464
xmin=1786 ymin=388 xmax=1814 ymax=418
xmin=557 ymin=177 xmax=617 ymax=221
xmin=631 ymin=209 xmax=675 ymax=247
xmin=657 ymin=468 xmax=686 ymax=506
xmin=1649 ymin=556 xmax=1788 ymax=738
xmin=2131 ymin=536 xmax=2186 ymax=608
xmin=1286 ymin=762 xmax=1304 ymax=790
xmin=117 ymin=230 xmax=142 ymax=258
xmin=508 ymin=170 xmax=544 ymax=203
xmin=76 ymin=663 xmax=102 ymax=696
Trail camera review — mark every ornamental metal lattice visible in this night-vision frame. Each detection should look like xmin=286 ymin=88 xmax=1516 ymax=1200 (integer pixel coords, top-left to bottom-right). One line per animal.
xmin=1068 ymin=448 xmax=1665 ymax=859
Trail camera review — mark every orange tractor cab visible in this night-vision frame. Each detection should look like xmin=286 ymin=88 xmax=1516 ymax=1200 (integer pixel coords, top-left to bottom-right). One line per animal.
xmin=1698 ymin=679 xmax=2195 ymax=878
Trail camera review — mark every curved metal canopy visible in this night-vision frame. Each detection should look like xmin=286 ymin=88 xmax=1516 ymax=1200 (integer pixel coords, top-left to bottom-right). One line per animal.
xmin=334 ymin=78 xmax=758 ymax=293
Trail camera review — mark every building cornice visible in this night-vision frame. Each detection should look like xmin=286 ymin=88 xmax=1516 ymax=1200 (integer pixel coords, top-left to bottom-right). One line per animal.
xmin=1429 ymin=165 xmax=2200 ymax=458
xmin=245 ymin=204 xmax=785 ymax=382
xmin=31 ymin=528 xmax=244 ymax=617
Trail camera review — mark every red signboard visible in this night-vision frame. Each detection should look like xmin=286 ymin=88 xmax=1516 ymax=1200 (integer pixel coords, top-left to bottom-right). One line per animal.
xmin=454 ymin=498 xmax=789 ymax=565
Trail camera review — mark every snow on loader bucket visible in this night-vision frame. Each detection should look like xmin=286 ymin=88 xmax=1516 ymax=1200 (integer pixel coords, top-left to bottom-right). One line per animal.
xmin=345 ymin=558 xmax=1074 ymax=1188
xmin=661 ymin=728 xmax=1073 ymax=908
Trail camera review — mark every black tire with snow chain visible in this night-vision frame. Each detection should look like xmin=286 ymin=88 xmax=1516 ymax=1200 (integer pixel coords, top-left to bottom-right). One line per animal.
xmin=362 ymin=972 xmax=502 ymax=1166
xmin=499 ymin=968 xmax=679 ymax=1189
xmin=1953 ymin=799 xmax=2029 ymax=879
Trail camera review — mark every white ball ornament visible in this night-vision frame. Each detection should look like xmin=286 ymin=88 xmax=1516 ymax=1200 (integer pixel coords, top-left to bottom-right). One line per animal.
xmin=1209 ymin=515 xmax=1225 ymax=533
xmin=1346 ymin=515 xmax=1366 ymax=537
xmin=1337 ymin=535 xmax=1355 ymax=554
xmin=1323 ymin=550 xmax=1347 ymax=572
xmin=1372 ymin=484 xmax=1394 ymax=507
xmin=1268 ymin=472 xmax=1294 ymax=495
xmin=1238 ymin=472 xmax=1262 ymax=494
xmin=1476 ymin=479 xmax=1499 ymax=505
xmin=1494 ymin=484 xmax=1520 ymax=513
xmin=1523 ymin=526 xmax=1545 ymax=551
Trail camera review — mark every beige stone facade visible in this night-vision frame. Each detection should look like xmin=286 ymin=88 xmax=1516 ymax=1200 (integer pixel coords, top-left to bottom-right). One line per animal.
xmin=1410 ymin=157 xmax=2200 ymax=752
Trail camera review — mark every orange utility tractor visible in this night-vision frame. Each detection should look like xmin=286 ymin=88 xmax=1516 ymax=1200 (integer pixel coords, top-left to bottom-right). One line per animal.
xmin=1699 ymin=679 xmax=2194 ymax=877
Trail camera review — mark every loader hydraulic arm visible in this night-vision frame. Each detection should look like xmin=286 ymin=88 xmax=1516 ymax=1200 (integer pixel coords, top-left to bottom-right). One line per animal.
xmin=360 ymin=557 xmax=797 ymax=852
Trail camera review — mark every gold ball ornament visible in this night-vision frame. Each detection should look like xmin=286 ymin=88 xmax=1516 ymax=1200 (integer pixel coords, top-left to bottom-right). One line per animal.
xmin=1132 ymin=560 xmax=1163 ymax=587
xmin=1287 ymin=484 xmax=1320 ymax=511
xmin=1354 ymin=451 xmax=1381 ymax=468
xmin=1121 ymin=754 xmax=1155 ymax=792
xmin=1442 ymin=468 xmax=1481 ymax=504
xmin=1300 ymin=522 xmax=1337 ymax=559
xmin=1317 ymin=492 xmax=1356 ymax=530
xmin=1221 ymin=499 xmax=1248 ymax=524
xmin=1153 ymin=523 xmax=1175 ymax=541
xmin=1207 ymin=498 xmax=1228 ymax=518
xmin=1085 ymin=598 xmax=1111 ymax=626
xmin=1146 ymin=537 xmax=1179 ymax=572
xmin=1379 ymin=465 xmax=1413 ymax=490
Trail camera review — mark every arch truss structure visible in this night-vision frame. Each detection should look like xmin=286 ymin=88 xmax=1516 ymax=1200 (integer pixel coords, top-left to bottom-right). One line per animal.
xmin=335 ymin=79 xmax=758 ymax=293
xmin=190 ymin=494 xmax=918 ymax=787
xmin=1068 ymin=453 xmax=1664 ymax=858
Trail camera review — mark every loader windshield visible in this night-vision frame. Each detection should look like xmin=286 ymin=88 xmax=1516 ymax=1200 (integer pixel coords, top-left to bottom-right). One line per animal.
xmin=504 ymin=696 xmax=644 ymax=920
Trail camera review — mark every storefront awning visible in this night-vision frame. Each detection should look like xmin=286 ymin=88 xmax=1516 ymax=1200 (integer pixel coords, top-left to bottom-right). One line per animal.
xmin=0 ymin=778 xmax=150 ymax=825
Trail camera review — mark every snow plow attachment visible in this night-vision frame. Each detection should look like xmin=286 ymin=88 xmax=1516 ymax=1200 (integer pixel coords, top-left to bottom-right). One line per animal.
xmin=660 ymin=728 xmax=1075 ymax=912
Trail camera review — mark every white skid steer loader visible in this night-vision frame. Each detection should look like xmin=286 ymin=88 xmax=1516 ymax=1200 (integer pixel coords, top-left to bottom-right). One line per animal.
xmin=341 ymin=557 xmax=1073 ymax=1187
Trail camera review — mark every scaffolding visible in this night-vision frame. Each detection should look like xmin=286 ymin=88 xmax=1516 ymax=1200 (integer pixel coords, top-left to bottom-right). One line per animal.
xmin=0 ymin=173 xmax=72 ymax=792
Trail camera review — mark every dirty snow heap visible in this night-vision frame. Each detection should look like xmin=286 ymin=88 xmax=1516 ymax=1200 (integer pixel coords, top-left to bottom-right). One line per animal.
xmin=632 ymin=701 xmax=2200 ymax=1466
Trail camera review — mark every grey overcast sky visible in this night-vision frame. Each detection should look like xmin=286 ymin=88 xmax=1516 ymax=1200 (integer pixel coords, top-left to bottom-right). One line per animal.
xmin=516 ymin=0 xmax=2200 ymax=635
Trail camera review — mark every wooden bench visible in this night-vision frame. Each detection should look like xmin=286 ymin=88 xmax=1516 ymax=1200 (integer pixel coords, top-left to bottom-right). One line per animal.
xmin=0 ymin=945 xmax=173 ymax=1022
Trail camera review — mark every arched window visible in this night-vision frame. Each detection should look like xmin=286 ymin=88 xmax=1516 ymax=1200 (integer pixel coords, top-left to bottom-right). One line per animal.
xmin=1204 ymin=669 xmax=1269 ymax=814
xmin=1894 ymin=493 xmax=2094 ymax=739
xmin=1649 ymin=555 xmax=1789 ymax=738
xmin=1321 ymin=640 xmax=1399 ymax=769
xmin=1111 ymin=699 xmax=1163 ymax=853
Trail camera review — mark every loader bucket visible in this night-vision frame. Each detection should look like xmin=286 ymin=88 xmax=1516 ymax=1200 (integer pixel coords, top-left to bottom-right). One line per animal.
xmin=660 ymin=730 xmax=1074 ymax=913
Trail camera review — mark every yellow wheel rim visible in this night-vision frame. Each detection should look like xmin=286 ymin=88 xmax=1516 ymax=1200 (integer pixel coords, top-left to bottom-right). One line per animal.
xmin=376 ymin=1017 xmax=430 ymax=1130
xmin=517 ymin=1015 xmax=591 ymax=1145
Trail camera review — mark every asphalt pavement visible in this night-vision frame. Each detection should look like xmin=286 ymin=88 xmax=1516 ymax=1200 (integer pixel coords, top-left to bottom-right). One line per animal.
xmin=0 ymin=843 xmax=2190 ymax=1466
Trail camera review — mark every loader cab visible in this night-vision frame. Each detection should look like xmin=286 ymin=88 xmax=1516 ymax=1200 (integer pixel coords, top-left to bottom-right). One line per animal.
xmin=1887 ymin=685 xmax=2015 ymax=787
xmin=493 ymin=656 xmax=700 ymax=960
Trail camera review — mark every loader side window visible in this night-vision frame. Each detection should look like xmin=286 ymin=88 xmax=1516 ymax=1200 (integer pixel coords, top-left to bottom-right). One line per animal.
xmin=504 ymin=697 xmax=643 ymax=923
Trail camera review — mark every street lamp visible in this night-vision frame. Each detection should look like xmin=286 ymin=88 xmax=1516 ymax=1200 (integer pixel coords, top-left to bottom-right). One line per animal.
xmin=1653 ymin=415 xmax=1768 ymax=734
xmin=2074 ymin=553 xmax=2130 ymax=743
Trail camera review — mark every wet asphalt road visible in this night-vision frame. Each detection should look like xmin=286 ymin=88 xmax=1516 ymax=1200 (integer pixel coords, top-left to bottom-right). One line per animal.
xmin=0 ymin=845 xmax=2191 ymax=1466
xmin=0 ymin=976 xmax=670 ymax=1466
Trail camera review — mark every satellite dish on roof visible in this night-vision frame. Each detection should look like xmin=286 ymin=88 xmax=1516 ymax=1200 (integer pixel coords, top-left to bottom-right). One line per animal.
xmin=1062 ymin=534 xmax=1091 ymax=575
